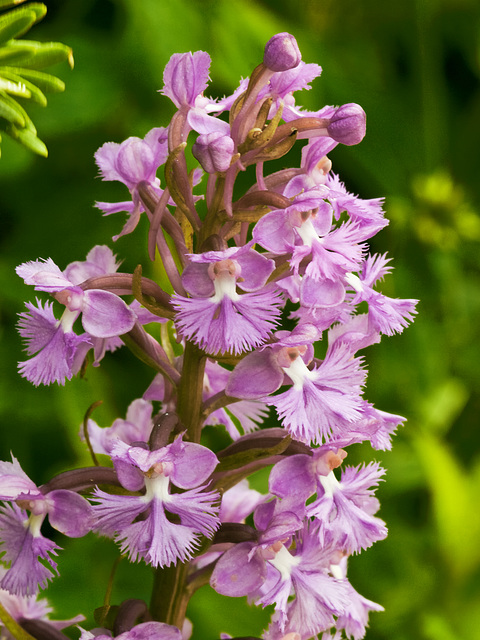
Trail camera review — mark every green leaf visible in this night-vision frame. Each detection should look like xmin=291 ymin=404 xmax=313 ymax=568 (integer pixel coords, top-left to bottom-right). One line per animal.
xmin=14 ymin=2 xmax=46 ymax=22
xmin=0 ymin=0 xmax=28 ymax=9
xmin=1 ymin=69 xmax=46 ymax=104
xmin=413 ymin=431 xmax=480 ymax=581
xmin=3 ymin=120 xmax=47 ymax=156
xmin=0 ymin=90 xmax=25 ymax=125
xmin=0 ymin=39 xmax=73 ymax=68
xmin=22 ymin=39 xmax=74 ymax=69
xmin=0 ymin=73 xmax=31 ymax=98
xmin=2 ymin=65 xmax=64 ymax=92
xmin=0 ymin=40 xmax=37 ymax=64
xmin=0 ymin=9 xmax=37 ymax=44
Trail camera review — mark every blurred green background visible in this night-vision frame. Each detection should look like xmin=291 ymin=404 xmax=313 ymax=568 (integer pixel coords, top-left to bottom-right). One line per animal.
xmin=1 ymin=0 xmax=480 ymax=639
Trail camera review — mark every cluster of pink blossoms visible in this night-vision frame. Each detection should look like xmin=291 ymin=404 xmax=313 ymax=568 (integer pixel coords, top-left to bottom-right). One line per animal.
xmin=2 ymin=33 xmax=417 ymax=640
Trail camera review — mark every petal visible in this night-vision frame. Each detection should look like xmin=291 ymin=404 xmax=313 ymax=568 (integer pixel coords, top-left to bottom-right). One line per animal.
xmin=16 ymin=258 xmax=71 ymax=292
xmin=236 ymin=251 xmax=276 ymax=292
xmin=210 ymin=542 xmax=266 ymax=597
xmin=269 ymin=454 xmax=315 ymax=500
xmin=82 ymin=290 xmax=136 ymax=338
xmin=65 ymin=245 xmax=121 ymax=284
xmin=301 ymin=276 xmax=345 ymax=308
xmin=47 ymin=490 xmax=94 ymax=537
xmin=181 ymin=262 xmax=214 ymax=297
xmin=162 ymin=51 xmax=211 ymax=108
xmin=0 ymin=455 xmax=38 ymax=500
xmin=118 ymin=622 xmax=182 ymax=640
xmin=226 ymin=348 xmax=284 ymax=399
xmin=170 ymin=442 xmax=218 ymax=488
xmin=253 ymin=210 xmax=295 ymax=253
xmin=187 ymin=108 xmax=230 ymax=135
xmin=95 ymin=141 xmax=122 ymax=181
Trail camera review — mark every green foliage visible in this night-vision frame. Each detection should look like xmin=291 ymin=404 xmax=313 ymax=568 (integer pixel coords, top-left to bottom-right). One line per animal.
xmin=0 ymin=0 xmax=72 ymax=157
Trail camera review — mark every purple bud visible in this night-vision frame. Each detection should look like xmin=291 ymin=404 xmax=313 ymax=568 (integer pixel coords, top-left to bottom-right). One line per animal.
xmin=263 ymin=33 xmax=302 ymax=72
xmin=327 ymin=103 xmax=366 ymax=145
xmin=192 ymin=132 xmax=235 ymax=173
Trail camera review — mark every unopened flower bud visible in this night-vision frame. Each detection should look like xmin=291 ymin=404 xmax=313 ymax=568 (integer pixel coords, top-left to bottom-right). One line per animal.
xmin=263 ymin=32 xmax=302 ymax=72
xmin=327 ymin=102 xmax=366 ymax=145
xmin=192 ymin=131 xmax=235 ymax=173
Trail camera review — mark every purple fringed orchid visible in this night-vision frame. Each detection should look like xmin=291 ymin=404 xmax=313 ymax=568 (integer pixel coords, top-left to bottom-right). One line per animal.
xmin=262 ymin=61 xmax=323 ymax=123
xmin=211 ymin=510 xmax=351 ymax=639
xmin=226 ymin=324 xmax=367 ymax=445
xmin=253 ymin=187 xmax=367 ymax=285
xmin=172 ymin=245 xmax=283 ymax=355
xmin=192 ymin=131 xmax=235 ymax=173
xmin=95 ymin=127 xmax=169 ymax=240
xmin=161 ymin=50 xmax=239 ymax=139
xmin=345 ymin=253 xmax=418 ymax=336
xmin=325 ymin=172 xmax=388 ymax=238
xmin=0 ymin=456 xmax=93 ymax=595
xmin=16 ymin=298 xmax=92 ymax=387
xmin=0 ymin=566 xmax=85 ymax=640
xmin=83 ymin=398 xmax=154 ymax=455
xmin=92 ymin=435 xmax=220 ymax=567
xmin=16 ymin=248 xmax=136 ymax=386
xmin=269 ymin=448 xmax=388 ymax=553
xmin=12 ymin=30 xmax=418 ymax=640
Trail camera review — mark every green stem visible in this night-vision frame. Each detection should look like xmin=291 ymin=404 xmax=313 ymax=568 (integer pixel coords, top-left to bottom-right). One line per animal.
xmin=149 ymin=342 xmax=207 ymax=626
xmin=176 ymin=341 xmax=206 ymax=443
xmin=0 ymin=602 xmax=36 ymax=640
xmin=150 ymin=560 xmax=190 ymax=627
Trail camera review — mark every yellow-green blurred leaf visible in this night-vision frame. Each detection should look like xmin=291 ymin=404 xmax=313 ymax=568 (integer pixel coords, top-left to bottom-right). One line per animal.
xmin=4 ymin=120 xmax=46 ymax=156
xmin=23 ymin=40 xmax=73 ymax=69
xmin=417 ymin=378 xmax=469 ymax=436
xmin=0 ymin=40 xmax=37 ymax=64
xmin=0 ymin=8 xmax=37 ymax=44
xmin=3 ymin=65 xmax=64 ymax=92
xmin=0 ymin=0 xmax=28 ymax=8
xmin=0 ymin=39 xmax=73 ymax=68
xmin=0 ymin=90 xmax=25 ymax=124
xmin=413 ymin=432 xmax=480 ymax=581
xmin=1 ymin=68 xmax=46 ymax=104
xmin=0 ymin=73 xmax=31 ymax=97
xmin=422 ymin=613 xmax=462 ymax=640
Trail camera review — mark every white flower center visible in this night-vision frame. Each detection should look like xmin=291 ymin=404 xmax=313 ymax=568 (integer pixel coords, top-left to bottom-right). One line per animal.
xmin=345 ymin=272 xmax=363 ymax=293
xmin=318 ymin=470 xmax=340 ymax=498
xmin=211 ymin=274 xmax=240 ymax=303
xmin=29 ymin=513 xmax=45 ymax=538
xmin=208 ymin=259 xmax=241 ymax=303
xmin=59 ymin=308 xmax=81 ymax=333
xmin=268 ymin=544 xmax=301 ymax=581
xmin=296 ymin=216 xmax=319 ymax=247
xmin=143 ymin=473 xmax=171 ymax=503
xmin=282 ymin=353 xmax=315 ymax=389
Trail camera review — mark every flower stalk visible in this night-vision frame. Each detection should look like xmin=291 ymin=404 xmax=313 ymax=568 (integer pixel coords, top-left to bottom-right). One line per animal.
xmin=4 ymin=31 xmax=418 ymax=640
